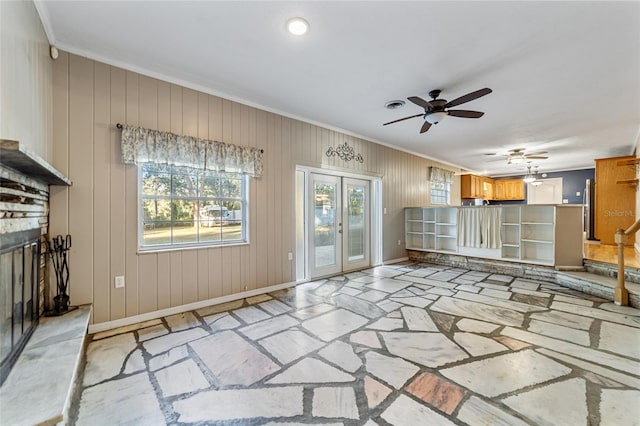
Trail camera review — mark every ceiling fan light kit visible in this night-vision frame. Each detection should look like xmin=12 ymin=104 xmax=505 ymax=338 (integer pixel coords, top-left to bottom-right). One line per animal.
xmin=383 ymin=87 xmax=492 ymax=134
xmin=505 ymin=148 xmax=549 ymax=166
xmin=425 ymin=111 xmax=447 ymax=124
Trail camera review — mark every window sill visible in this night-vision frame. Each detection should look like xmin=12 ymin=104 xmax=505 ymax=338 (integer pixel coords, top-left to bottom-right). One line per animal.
xmin=137 ymin=241 xmax=250 ymax=255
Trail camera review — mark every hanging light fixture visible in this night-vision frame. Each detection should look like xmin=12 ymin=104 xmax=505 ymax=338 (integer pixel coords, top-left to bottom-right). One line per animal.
xmin=523 ymin=164 xmax=536 ymax=183
xmin=530 ymin=166 xmax=543 ymax=186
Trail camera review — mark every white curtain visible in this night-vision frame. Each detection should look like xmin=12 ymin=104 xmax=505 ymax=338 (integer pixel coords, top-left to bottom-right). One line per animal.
xmin=458 ymin=207 xmax=502 ymax=248
xmin=429 ymin=166 xmax=455 ymax=183
xmin=481 ymin=208 xmax=502 ymax=249
xmin=120 ymin=125 xmax=264 ymax=177
xmin=458 ymin=208 xmax=483 ymax=248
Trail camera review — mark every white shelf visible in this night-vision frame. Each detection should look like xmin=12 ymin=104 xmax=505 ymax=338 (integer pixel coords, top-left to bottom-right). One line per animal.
xmin=521 ymin=239 xmax=553 ymax=244
xmin=405 ymin=205 xmax=581 ymax=267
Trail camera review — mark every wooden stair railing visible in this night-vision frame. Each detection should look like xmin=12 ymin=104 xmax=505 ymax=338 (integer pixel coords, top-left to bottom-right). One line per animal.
xmin=614 ymin=218 xmax=640 ymax=305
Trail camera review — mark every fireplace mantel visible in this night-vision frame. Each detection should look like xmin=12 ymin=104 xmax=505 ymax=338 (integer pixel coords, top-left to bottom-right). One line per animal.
xmin=0 ymin=139 xmax=71 ymax=186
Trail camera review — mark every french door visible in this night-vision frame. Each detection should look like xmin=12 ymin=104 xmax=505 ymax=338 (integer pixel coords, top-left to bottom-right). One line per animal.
xmin=309 ymin=173 xmax=370 ymax=278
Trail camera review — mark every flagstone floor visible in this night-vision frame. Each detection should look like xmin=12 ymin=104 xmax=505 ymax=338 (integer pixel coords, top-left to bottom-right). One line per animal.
xmin=70 ymin=263 xmax=640 ymax=425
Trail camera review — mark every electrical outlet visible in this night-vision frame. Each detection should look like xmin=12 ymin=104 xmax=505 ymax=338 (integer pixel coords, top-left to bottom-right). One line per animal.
xmin=115 ymin=275 xmax=125 ymax=288
xmin=576 ymin=191 xmax=581 ymax=197
xmin=398 ymin=239 xmax=402 ymax=246
xmin=288 ymin=252 xmax=293 ymax=261
xmin=383 ymin=208 xmax=388 ymax=215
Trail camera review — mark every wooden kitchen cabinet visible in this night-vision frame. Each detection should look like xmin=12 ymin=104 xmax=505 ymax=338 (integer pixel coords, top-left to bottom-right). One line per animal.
xmin=461 ymin=174 xmax=484 ymax=198
xmin=494 ymin=179 xmax=524 ymax=201
xmin=483 ymin=177 xmax=494 ymax=200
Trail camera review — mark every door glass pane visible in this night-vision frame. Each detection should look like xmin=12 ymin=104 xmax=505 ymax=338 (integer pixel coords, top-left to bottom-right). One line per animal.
xmin=314 ymin=182 xmax=337 ymax=268
xmin=347 ymin=184 xmax=366 ymax=261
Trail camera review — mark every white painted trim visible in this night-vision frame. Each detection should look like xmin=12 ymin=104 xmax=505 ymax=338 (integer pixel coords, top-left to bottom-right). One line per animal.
xmin=87 ymin=280 xmax=296 ymax=334
xmin=383 ymin=257 xmax=410 ymax=265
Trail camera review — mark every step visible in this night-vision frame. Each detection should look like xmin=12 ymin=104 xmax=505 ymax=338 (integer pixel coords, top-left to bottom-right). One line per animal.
xmin=583 ymin=259 xmax=640 ymax=284
xmin=0 ymin=305 xmax=91 ymax=426
xmin=556 ymin=271 xmax=640 ymax=308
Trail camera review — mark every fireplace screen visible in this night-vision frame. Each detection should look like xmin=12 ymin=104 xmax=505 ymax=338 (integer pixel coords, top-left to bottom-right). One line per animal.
xmin=0 ymin=229 xmax=40 ymax=385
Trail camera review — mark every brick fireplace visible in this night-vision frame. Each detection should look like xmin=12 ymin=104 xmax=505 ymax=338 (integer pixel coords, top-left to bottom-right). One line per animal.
xmin=0 ymin=139 xmax=70 ymax=384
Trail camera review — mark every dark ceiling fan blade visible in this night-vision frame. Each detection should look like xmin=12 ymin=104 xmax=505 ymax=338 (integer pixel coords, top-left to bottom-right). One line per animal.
xmin=524 ymin=155 xmax=548 ymax=160
xmin=408 ymin=96 xmax=432 ymax=109
xmin=447 ymin=110 xmax=484 ymax=118
xmin=445 ymin=88 xmax=492 ymax=108
xmin=420 ymin=121 xmax=432 ymax=134
xmin=383 ymin=113 xmax=423 ymax=126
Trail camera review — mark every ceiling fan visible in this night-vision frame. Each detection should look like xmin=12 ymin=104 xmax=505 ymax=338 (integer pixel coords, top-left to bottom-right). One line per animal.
xmin=505 ymin=148 xmax=548 ymax=165
xmin=383 ymin=88 xmax=492 ymax=134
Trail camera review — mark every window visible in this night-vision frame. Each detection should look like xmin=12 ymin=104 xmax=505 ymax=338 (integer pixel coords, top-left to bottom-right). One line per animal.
xmin=430 ymin=179 xmax=451 ymax=204
xmin=429 ymin=166 xmax=454 ymax=205
xmin=139 ymin=163 xmax=248 ymax=249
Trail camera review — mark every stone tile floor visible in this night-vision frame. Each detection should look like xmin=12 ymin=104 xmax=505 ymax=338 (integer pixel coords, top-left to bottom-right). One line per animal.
xmin=70 ymin=262 xmax=640 ymax=425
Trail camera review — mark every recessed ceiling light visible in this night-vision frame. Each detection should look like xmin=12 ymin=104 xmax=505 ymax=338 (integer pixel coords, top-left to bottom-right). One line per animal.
xmin=287 ymin=17 xmax=309 ymax=36
xmin=384 ymin=100 xmax=405 ymax=109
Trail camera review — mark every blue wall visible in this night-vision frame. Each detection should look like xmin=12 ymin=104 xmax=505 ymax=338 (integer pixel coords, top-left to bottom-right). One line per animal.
xmin=484 ymin=168 xmax=595 ymax=205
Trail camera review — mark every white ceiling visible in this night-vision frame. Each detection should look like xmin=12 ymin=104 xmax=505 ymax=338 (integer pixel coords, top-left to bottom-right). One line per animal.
xmin=36 ymin=1 xmax=640 ymax=176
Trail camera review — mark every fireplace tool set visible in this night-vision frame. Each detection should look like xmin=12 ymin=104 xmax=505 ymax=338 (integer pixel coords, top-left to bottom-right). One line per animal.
xmin=45 ymin=234 xmax=73 ymax=315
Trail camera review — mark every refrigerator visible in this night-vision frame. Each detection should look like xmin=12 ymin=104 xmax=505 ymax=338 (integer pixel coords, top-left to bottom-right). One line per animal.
xmin=584 ymin=178 xmax=598 ymax=240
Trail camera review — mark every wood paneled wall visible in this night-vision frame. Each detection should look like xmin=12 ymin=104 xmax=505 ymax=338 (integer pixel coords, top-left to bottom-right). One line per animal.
xmin=51 ymin=51 xmax=460 ymax=325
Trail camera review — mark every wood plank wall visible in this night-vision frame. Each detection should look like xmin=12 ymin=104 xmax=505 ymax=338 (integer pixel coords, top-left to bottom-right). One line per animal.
xmin=51 ymin=51 xmax=461 ymax=325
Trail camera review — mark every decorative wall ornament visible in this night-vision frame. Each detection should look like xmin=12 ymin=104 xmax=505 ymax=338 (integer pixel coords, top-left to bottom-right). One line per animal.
xmin=326 ymin=142 xmax=364 ymax=163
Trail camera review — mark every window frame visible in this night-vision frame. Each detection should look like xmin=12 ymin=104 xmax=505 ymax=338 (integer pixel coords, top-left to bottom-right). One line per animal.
xmin=137 ymin=164 xmax=249 ymax=252
xmin=430 ymin=179 xmax=451 ymax=205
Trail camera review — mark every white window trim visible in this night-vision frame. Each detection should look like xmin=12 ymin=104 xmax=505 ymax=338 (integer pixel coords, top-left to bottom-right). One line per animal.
xmin=137 ymin=166 xmax=250 ymax=252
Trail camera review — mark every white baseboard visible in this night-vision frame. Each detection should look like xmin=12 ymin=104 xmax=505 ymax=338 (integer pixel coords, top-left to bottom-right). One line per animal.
xmin=383 ymin=257 xmax=409 ymax=265
xmin=88 ymin=280 xmax=296 ymax=334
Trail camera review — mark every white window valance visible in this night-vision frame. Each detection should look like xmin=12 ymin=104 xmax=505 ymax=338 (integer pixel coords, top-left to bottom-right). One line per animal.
xmin=429 ymin=166 xmax=455 ymax=183
xmin=120 ymin=124 xmax=264 ymax=177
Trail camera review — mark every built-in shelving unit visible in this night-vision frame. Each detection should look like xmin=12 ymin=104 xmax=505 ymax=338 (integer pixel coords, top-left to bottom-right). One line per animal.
xmin=405 ymin=207 xmax=458 ymax=254
xmin=500 ymin=206 xmax=521 ymax=260
xmin=405 ymin=205 xmax=583 ymax=267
